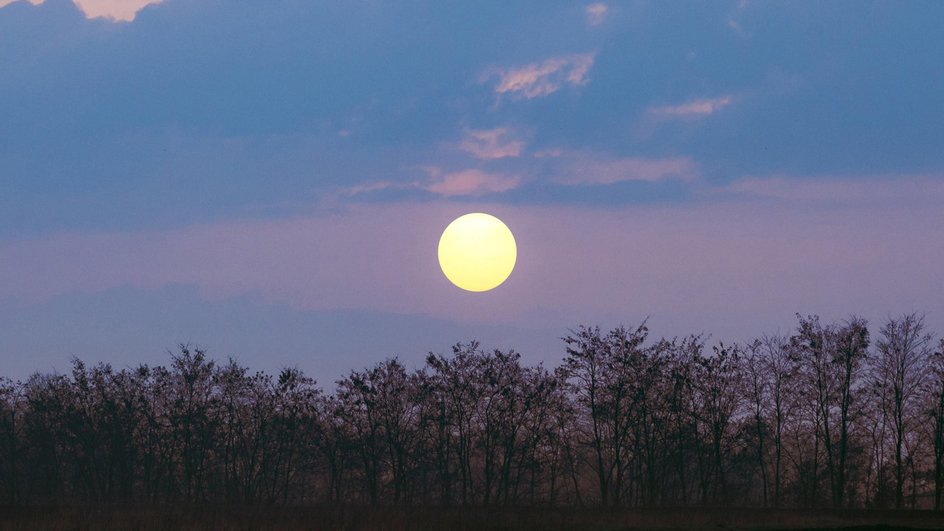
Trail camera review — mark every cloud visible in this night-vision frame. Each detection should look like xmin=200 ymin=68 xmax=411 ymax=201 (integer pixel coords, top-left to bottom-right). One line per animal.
xmin=338 ymin=152 xmax=694 ymax=199
xmin=340 ymin=169 xmax=521 ymax=198
xmin=424 ymin=169 xmax=521 ymax=196
xmin=486 ymin=53 xmax=595 ymax=99
xmin=0 ymin=0 xmax=161 ymax=21
xmin=651 ymin=96 xmax=733 ymax=117
xmin=340 ymin=180 xmax=406 ymax=196
xmin=585 ymin=3 xmax=608 ymax=26
xmin=459 ymin=128 xmax=525 ymax=159
xmin=0 ymin=0 xmax=40 ymax=7
xmin=75 ymin=0 xmax=161 ymax=20
xmin=554 ymin=154 xmax=698 ymax=185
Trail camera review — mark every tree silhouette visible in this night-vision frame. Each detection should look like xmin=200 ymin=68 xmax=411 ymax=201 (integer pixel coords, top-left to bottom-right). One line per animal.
xmin=1 ymin=314 xmax=942 ymax=508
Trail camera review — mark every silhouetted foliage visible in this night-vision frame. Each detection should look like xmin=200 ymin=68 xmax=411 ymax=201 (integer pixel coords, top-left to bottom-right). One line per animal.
xmin=1 ymin=314 xmax=943 ymax=508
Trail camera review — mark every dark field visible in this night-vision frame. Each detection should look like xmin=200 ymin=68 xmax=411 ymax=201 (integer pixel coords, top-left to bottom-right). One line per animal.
xmin=0 ymin=506 xmax=943 ymax=531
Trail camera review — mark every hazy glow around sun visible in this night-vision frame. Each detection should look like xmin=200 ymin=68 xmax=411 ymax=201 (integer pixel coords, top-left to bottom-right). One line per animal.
xmin=438 ymin=213 xmax=517 ymax=292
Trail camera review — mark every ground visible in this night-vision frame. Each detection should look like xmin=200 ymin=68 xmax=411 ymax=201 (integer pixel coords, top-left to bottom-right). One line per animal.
xmin=1 ymin=506 xmax=943 ymax=530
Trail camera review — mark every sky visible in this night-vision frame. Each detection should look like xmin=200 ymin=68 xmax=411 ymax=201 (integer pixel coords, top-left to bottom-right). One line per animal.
xmin=1 ymin=0 xmax=942 ymax=382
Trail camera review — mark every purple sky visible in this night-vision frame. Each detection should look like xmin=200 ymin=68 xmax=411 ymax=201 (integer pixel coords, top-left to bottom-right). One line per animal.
xmin=1 ymin=0 xmax=942 ymax=381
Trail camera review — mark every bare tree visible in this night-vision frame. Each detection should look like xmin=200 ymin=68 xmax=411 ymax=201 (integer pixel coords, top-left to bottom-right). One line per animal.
xmin=562 ymin=324 xmax=648 ymax=506
xmin=759 ymin=334 xmax=796 ymax=508
xmin=873 ymin=313 xmax=933 ymax=508
xmin=832 ymin=317 xmax=870 ymax=507
xmin=691 ymin=342 xmax=742 ymax=505
xmin=929 ymin=338 xmax=944 ymax=509
xmin=367 ymin=359 xmax=419 ymax=504
xmin=790 ymin=315 xmax=868 ymax=507
xmin=742 ymin=341 xmax=770 ymax=506
xmin=423 ymin=342 xmax=485 ymax=505
xmin=0 ymin=377 xmax=20 ymax=504
xmin=336 ymin=366 xmax=385 ymax=503
xmin=664 ymin=336 xmax=701 ymax=505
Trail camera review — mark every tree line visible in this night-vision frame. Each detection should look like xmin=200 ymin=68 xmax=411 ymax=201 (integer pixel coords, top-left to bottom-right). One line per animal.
xmin=1 ymin=313 xmax=944 ymax=509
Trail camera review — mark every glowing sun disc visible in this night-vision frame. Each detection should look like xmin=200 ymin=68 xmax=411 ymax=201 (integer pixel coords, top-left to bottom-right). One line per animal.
xmin=438 ymin=213 xmax=517 ymax=292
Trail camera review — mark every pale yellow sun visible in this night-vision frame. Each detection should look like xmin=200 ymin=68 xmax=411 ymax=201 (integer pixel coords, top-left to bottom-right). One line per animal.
xmin=438 ymin=213 xmax=517 ymax=292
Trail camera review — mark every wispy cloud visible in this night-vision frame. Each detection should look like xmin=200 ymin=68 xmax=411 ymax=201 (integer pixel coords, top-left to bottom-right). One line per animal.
xmin=651 ymin=96 xmax=733 ymax=117
xmin=585 ymin=3 xmax=608 ymax=26
xmin=485 ymin=54 xmax=595 ymax=99
xmin=77 ymin=0 xmax=161 ymax=21
xmin=341 ymin=152 xmax=690 ymax=198
xmin=425 ymin=169 xmax=521 ymax=197
xmin=459 ymin=128 xmax=525 ymax=160
xmin=339 ymin=180 xmax=406 ymax=196
xmin=0 ymin=0 xmax=40 ymax=8
xmin=554 ymin=154 xmax=698 ymax=185
xmin=0 ymin=0 xmax=162 ymax=21
xmin=341 ymin=169 xmax=521 ymax=199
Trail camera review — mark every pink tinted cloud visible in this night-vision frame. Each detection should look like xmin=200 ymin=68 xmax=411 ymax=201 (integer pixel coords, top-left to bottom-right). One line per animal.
xmin=487 ymin=54 xmax=595 ymax=99
xmin=424 ymin=169 xmax=521 ymax=196
xmin=585 ymin=3 xmax=608 ymax=26
xmin=0 ymin=0 xmax=161 ymax=21
xmin=340 ymin=169 xmax=521 ymax=198
xmin=2 ymin=179 xmax=942 ymax=335
xmin=75 ymin=0 xmax=161 ymax=20
xmin=0 ymin=0 xmax=40 ymax=7
xmin=651 ymin=96 xmax=733 ymax=117
xmin=459 ymin=128 xmax=525 ymax=160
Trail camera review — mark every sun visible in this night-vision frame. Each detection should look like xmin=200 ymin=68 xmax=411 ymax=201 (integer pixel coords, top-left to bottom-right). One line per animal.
xmin=438 ymin=213 xmax=517 ymax=292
